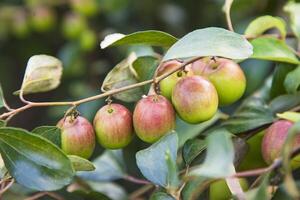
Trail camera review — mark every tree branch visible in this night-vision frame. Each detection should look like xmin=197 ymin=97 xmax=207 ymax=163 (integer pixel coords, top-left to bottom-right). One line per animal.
xmin=0 ymin=56 xmax=203 ymax=121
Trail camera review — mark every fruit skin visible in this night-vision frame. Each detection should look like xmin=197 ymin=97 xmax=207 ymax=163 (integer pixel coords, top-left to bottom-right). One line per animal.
xmin=158 ymin=61 xmax=186 ymax=100
xmin=94 ymin=104 xmax=134 ymax=149
xmin=30 ymin=6 xmax=56 ymax=32
xmin=62 ymin=13 xmax=86 ymax=39
xmin=71 ymin=0 xmax=99 ymax=17
xmin=262 ymin=120 xmax=300 ymax=168
xmin=191 ymin=58 xmax=246 ymax=106
xmin=133 ymin=95 xmax=175 ymax=143
xmin=209 ymin=178 xmax=248 ymax=200
xmin=57 ymin=116 xmax=95 ymax=159
xmin=238 ymin=131 xmax=267 ymax=171
xmin=172 ymin=76 xmax=218 ymax=124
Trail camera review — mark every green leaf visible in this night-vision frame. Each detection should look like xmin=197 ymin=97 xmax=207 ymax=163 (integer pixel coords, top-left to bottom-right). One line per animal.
xmin=273 ymin=181 xmax=300 ymax=200
xmin=71 ymin=190 xmax=112 ymax=200
xmin=245 ymin=15 xmax=286 ymax=38
xmin=182 ymin=139 xmax=206 ymax=166
xmin=0 ymin=120 xmax=6 ymax=128
xmin=189 ymin=129 xmax=235 ymax=178
xmin=68 ymin=155 xmax=95 ymax=171
xmin=165 ymin=149 xmax=180 ymax=188
xmin=86 ymin=181 xmax=127 ymax=200
xmin=32 ymin=126 xmax=61 ymax=147
xmin=270 ymin=63 xmax=295 ymax=98
xmin=100 ymin=30 xmax=178 ymax=49
xmin=277 ymin=112 xmax=300 ymax=122
xmin=284 ymin=65 xmax=300 ymax=94
xmin=284 ymin=2 xmax=300 ymax=39
xmin=150 ymin=192 xmax=175 ymax=200
xmin=245 ymin=173 xmax=270 ymax=200
xmin=281 ymin=121 xmax=300 ymax=198
xmin=182 ymin=177 xmax=209 ymax=200
xmin=163 ymin=27 xmax=253 ymax=61
xmin=79 ymin=150 xmax=126 ymax=182
xmin=176 ymin=112 xmax=221 ymax=147
xmin=219 ymin=97 xmax=274 ymax=134
xmin=250 ymin=37 xmax=299 ymax=64
xmin=102 ymin=54 xmax=144 ymax=102
xmin=0 ymin=127 xmax=74 ymax=191
xmin=132 ymin=56 xmax=160 ymax=92
xmin=15 ymin=55 xmax=63 ymax=95
xmin=269 ymin=92 xmax=300 ymax=114
xmin=0 ymin=83 xmax=6 ymax=109
xmin=136 ymin=131 xmax=178 ymax=187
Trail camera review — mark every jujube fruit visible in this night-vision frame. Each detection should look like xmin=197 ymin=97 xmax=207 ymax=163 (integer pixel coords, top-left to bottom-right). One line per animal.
xmin=30 ymin=6 xmax=56 ymax=32
xmin=94 ymin=103 xmax=134 ymax=149
xmin=57 ymin=115 xmax=95 ymax=159
xmin=172 ymin=76 xmax=218 ymax=124
xmin=191 ymin=58 xmax=246 ymax=106
xmin=133 ymin=95 xmax=175 ymax=143
xmin=262 ymin=120 xmax=300 ymax=168
xmin=158 ymin=60 xmax=191 ymax=100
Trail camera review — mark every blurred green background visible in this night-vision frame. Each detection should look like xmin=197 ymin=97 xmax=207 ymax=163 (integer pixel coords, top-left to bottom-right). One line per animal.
xmin=0 ymin=0 xmax=284 ymax=129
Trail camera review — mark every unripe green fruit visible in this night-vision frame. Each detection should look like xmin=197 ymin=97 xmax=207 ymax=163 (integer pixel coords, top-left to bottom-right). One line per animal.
xmin=191 ymin=58 xmax=246 ymax=106
xmin=158 ymin=61 xmax=192 ymax=100
xmin=262 ymin=120 xmax=300 ymax=168
xmin=209 ymin=178 xmax=248 ymax=200
xmin=30 ymin=6 xmax=55 ymax=32
xmin=57 ymin=116 xmax=95 ymax=159
xmin=62 ymin=13 xmax=87 ymax=39
xmin=133 ymin=95 xmax=175 ymax=143
xmin=71 ymin=0 xmax=99 ymax=17
xmin=12 ymin=10 xmax=30 ymax=38
xmin=238 ymin=131 xmax=267 ymax=171
xmin=172 ymin=76 xmax=218 ymax=124
xmin=94 ymin=104 xmax=134 ymax=149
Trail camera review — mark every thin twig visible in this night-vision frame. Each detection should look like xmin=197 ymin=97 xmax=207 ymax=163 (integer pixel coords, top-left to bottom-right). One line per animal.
xmin=123 ymin=175 xmax=152 ymax=185
xmin=0 ymin=56 xmax=203 ymax=121
xmin=24 ymin=192 xmax=64 ymax=200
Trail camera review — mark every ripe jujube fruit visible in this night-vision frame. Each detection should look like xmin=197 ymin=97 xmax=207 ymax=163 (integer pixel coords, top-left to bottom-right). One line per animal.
xmin=158 ymin=60 xmax=192 ymax=100
xmin=191 ymin=58 xmax=246 ymax=106
xmin=133 ymin=95 xmax=175 ymax=143
xmin=262 ymin=120 xmax=300 ymax=168
xmin=94 ymin=103 xmax=134 ymax=149
xmin=57 ymin=115 xmax=95 ymax=159
xmin=172 ymin=76 xmax=218 ymax=124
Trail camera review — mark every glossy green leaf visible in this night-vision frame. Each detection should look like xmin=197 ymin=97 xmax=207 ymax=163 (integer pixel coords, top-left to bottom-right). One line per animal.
xmin=102 ymin=54 xmax=144 ymax=102
xmin=182 ymin=139 xmax=206 ymax=165
xmin=176 ymin=112 xmax=221 ymax=147
xmin=269 ymin=92 xmax=300 ymax=114
xmin=189 ymin=129 xmax=235 ymax=178
xmin=136 ymin=131 xmax=178 ymax=187
xmin=245 ymin=173 xmax=270 ymax=200
xmin=15 ymin=55 xmax=63 ymax=95
xmin=277 ymin=112 xmax=300 ymax=122
xmin=68 ymin=155 xmax=95 ymax=171
xmin=150 ymin=192 xmax=175 ymax=200
xmin=219 ymin=97 xmax=274 ymax=134
xmin=0 ymin=83 xmax=5 ymax=109
xmin=71 ymin=190 xmax=112 ymax=200
xmin=86 ymin=181 xmax=127 ymax=200
xmin=281 ymin=121 xmax=300 ymax=198
xmin=132 ymin=56 xmax=160 ymax=92
xmin=284 ymin=2 xmax=300 ymax=39
xmin=79 ymin=150 xmax=126 ymax=182
xmin=32 ymin=126 xmax=61 ymax=147
xmin=0 ymin=127 xmax=74 ymax=191
xmin=182 ymin=177 xmax=210 ymax=200
xmin=0 ymin=120 xmax=6 ymax=128
xmin=250 ymin=37 xmax=299 ymax=64
xmin=270 ymin=63 xmax=294 ymax=98
xmin=165 ymin=149 xmax=180 ymax=188
xmin=273 ymin=181 xmax=300 ymax=200
xmin=100 ymin=30 xmax=178 ymax=49
xmin=245 ymin=15 xmax=286 ymax=38
xmin=163 ymin=27 xmax=253 ymax=61
xmin=284 ymin=65 xmax=300 ymax=94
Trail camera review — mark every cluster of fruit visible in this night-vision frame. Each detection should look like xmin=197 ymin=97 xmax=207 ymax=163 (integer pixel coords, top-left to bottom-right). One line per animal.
xmin=57 ymin=57 xmax=246 ymax=159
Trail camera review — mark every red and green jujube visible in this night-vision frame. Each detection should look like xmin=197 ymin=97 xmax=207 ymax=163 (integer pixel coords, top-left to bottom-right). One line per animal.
xmin=94 ymin=103 xmax=134 ymax=149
